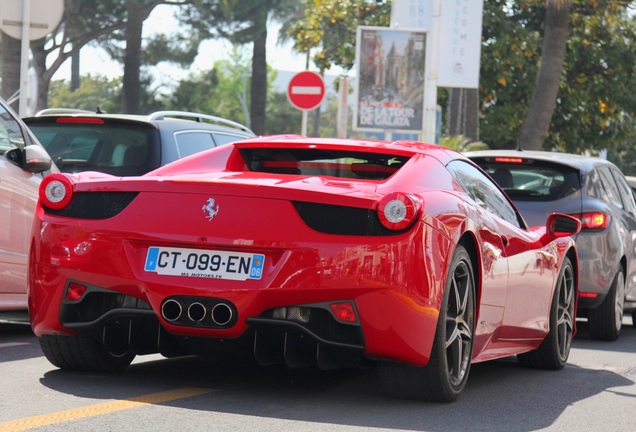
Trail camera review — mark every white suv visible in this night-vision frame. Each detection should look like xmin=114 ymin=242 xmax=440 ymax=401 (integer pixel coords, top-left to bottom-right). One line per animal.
xmin=0 ymin=98 xmax=55 ymax=311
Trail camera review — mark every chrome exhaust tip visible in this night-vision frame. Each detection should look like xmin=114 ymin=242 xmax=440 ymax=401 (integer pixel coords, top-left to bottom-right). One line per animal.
xmin=187 ymin=302 xmax=207 ymax=322
xmin=161 ymin=299 xmax=183 ymax=322
xmin=211 ymin=303 xmax=233 ymax=326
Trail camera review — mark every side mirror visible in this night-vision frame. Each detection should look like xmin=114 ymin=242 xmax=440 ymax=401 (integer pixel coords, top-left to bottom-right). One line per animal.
xmin=546 ymin=213 xmax=581 ymax=238
xmin=23 ymin=145 xmax=52 ymax=173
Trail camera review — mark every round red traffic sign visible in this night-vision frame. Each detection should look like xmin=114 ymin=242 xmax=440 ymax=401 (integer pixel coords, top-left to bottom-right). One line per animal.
xmin=287 ymin=71 xmax=325 ymax=110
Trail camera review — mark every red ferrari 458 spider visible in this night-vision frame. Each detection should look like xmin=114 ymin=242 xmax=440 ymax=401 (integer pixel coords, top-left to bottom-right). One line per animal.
xmin=28 ymin=136 xmax=580 ymax=402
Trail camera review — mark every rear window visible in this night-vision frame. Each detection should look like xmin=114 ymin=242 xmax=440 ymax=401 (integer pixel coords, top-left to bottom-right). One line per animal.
xmin=27 ymin=121 xmax=161 ymax=176
xmin=473 ymin=159 xmax=580 ymax=201
xmin=241 ymin=148 xmax=409 ymax=180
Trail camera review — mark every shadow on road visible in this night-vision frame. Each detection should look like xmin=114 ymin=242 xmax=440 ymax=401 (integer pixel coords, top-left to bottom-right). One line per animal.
xmin=35 ymin=325 xmax=636 ymax=432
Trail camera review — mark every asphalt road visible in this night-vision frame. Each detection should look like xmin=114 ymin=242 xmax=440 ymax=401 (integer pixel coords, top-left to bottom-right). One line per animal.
xmin=1 ymin=313 xmax=635 ymax=432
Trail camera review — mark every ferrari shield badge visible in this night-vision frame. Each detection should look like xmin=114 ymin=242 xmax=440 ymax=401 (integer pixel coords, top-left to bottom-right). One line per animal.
xmin=202 ymin=198 xmax=219 ymax=221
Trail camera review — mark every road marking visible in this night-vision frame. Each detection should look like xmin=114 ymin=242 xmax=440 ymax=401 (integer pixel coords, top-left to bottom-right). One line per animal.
xmin=0 ymin=387 xmax=214 ymax=432
xmin=0 ymin=343 xmax=29 ymax=349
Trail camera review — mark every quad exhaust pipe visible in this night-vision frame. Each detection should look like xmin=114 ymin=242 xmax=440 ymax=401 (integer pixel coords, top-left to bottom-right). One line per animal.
xmin=161 ymin=297 xmax=235 ymax=327
xmin=161 ymin=299 xmax=183 ymax=322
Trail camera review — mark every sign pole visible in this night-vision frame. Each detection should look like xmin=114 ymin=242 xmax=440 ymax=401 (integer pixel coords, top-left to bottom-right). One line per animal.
xmin=336 ymin=77 xmax=348 ymax=138
xmin=19 ymin=0 xmax=31 ymax=117
xmin=423 ymin=0 xmax=441 ymax=143
xmin=301 ymin=111 xmax=308 ymax=136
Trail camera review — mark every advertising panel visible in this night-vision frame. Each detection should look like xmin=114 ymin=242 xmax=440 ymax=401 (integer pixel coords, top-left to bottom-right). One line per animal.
xmin=354 ymin=27 xmax=427 ymax=133
xmin=437 ymin=0 xmax=484 ymax=88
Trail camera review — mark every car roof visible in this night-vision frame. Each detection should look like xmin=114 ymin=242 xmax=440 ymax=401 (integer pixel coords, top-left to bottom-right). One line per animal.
xmin=464 ymin=149 xmax=617 ymax=174
xmin=23 ymin=109 xmax=254 ymax=135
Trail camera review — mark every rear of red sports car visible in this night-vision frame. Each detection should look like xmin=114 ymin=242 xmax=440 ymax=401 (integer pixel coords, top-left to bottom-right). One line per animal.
xmin=28 ymin=139 xmax=459 ymax=376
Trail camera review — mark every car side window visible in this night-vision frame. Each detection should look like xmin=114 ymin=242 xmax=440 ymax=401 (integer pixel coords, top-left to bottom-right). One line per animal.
xmin=213 ymin=133 xmax=249 ymax=146
xmin=174 ymin=132 xmax=216 ymax=159
xmin=612 ymin=169 xmax=636 ymax=219
xmin=446 ymin=160 xmax=521 ymax=228
xmin=0 ymin=104 xmax=25 ymax=155
xmin=598 ymin=166 xmax=623 ymax=209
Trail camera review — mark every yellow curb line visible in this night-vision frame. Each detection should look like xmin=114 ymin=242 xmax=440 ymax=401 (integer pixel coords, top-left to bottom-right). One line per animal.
xmin=0 ymin=387 xmax=214 ymax=432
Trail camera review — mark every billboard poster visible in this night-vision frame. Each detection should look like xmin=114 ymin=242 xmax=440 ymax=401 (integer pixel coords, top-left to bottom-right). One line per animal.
xmin=437 ymin=0 xmax=484 ymax=88
xmin=354 ymin=27 xmax=427 ymax=133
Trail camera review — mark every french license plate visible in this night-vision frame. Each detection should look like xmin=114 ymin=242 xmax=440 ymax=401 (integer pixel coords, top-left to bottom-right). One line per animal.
xmin=144 ymin=247 xmax=265 ymax=281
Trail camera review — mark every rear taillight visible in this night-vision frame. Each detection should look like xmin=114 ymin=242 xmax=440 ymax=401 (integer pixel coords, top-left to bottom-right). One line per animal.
xmin=39 ymin=173 xmax=75 ymax=210
xmin=377 ymin=192 xmax=422 ymax=230
xmin=576 ymin=212 xmax=610 ymax=230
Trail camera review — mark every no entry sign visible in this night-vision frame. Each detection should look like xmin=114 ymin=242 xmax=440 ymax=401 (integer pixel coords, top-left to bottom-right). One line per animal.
xmin=287 ymin=71 xmax=325 ymax=110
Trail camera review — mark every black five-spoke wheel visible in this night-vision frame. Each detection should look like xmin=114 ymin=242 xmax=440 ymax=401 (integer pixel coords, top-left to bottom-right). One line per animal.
xmin=378 ymin=245 xmax=475 ymax=402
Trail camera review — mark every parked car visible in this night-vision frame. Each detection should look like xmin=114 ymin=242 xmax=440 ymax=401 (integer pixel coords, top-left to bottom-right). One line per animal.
xmin=22 ymin=109 xmax=255 ymax=176
xmin=0 ymin=97 xmax=55 ymax=310
xmin=466 ymin=149 xmax=636 ymax=341
xmin=625 ymin=175 xmax=636 ymax=194
xmin=29 ymin=135 xmax=580 ymax=402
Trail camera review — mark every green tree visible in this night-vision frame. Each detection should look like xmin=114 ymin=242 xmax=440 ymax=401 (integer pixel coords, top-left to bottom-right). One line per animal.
xmin=519 ymin=0 xmax=572 ymax=151
xmin=167 ymin=47 xmax=252 ymax=124
xmin=265 ymin=91 xmax=302 ymax=135
xmin=287 ymin=0 xmax=390 ymax=74
xmin=167 ymin=46 xmax=303 ymax=134
xmin=28 ymin=0 xmax=129 ymax=111
xmin=182 ymin=0 xmax=303 ymax=134
xmin=479 ymin=0 xmax=636 ymax=155
xmin=96 ymin=0 xmax=203 ymax=114
xmin=48 ymin=74 xmax=122 ymax=113
xmin=23 ymin=0 xmax=202 ymax=113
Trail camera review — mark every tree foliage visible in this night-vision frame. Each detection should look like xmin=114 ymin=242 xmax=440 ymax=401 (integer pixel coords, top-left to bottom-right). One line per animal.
xmin=48 ymin=74 xmax=122 ymax=113
xmin=518 ymin=0 xmax=573 ymax=151
xmin=479 ymin=0 xmax=636 ymax=156
xmin=180 ymin=0 xmax=303 ymax=134
xmin=29 ymin=0 xmax=129 ymax=111
xmin=165 ymin=46 xmax=301 ymax=134
xmin=287 ymin=0 xmax=390 ymax=74
xmin=168 ymin=47 xmax=251 ymax=123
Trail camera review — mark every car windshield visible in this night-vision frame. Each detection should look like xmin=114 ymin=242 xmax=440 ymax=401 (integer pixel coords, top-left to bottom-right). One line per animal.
xmin=241 ymin=148 xmax=410 ymax=180
xmin=27 ymin=122 xmax=159 ymax=176
xmin=477 ymin=161 xmax=580 ymax=201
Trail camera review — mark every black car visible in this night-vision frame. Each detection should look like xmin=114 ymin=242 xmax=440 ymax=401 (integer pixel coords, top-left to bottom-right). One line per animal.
xmin=466 ymin=150 xmax=636 ymax=341
xmin=23 ymin=110 xmax=255 ymax=176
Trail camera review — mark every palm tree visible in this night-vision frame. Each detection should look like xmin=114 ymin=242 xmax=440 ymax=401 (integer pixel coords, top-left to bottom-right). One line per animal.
xmin=518 ymin=0 xmax=572 ymax=150
xmin=186 ymin=0 xmax=302 ymax=135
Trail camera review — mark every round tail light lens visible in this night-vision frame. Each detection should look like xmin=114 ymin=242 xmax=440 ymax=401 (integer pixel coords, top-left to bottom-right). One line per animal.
xmin=377 ymin=192 xmax=422 ymax=230
xmin=39 ymin=173 xmax=75 ymax=210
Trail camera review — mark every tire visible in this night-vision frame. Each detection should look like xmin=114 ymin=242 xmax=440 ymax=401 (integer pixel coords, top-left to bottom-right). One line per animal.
xmin=588 ymin=268 xmax=625 ymax=341
xmin=378 ymin=245 xmax=475 ymax=402
xmin=39 ymin=334 xmax=135 ymax=373
xmin=517 ymin=256 xmax=575 ymax=369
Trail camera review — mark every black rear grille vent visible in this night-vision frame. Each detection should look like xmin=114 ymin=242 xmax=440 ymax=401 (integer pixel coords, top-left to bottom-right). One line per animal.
xmin=292 ymin=201 xmax=402 ymax=236
xmin=45 ymin=192 xmax=139 ymax=219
